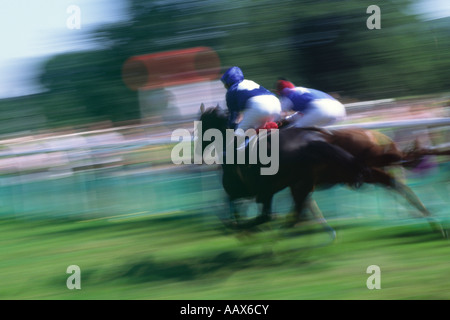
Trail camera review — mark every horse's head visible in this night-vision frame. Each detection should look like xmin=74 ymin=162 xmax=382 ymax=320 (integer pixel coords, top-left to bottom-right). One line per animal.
xmin=195 ymin=104 xmax=230 ymax=159
xmin=199 ymin=103 xmax=229 ymax=134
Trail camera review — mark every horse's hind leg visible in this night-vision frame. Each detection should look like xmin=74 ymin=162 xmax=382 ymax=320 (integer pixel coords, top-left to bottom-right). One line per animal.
xmin=391 ymin=179 xmax=447 ymax=238
xmin=306 ymin=197 xmax=337 ymax=242
xmin=286 ymin=181 xmax=313 ymax=228
xmin=287 ymin=182 xmax=336 ymax=243
xmin=369 ymin=168 xmax=447 ymax=238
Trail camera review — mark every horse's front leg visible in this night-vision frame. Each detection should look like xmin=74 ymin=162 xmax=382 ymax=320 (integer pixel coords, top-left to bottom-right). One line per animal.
xmin=234 ymin=195 xmax=274 ymax=230
xmin=258 ymin=195 xmax=274 ymax=224
xmin=228 ymin=197 xmax=241 ymax=222
xmin=217 ymin=196 xmax=243 ymax=230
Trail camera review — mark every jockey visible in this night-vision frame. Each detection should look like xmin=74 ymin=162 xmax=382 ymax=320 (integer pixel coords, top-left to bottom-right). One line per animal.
xmin=221 ymin=67 xmax=281 ymax=149
xmin=275 ymin=79 xmax=346 ymax=128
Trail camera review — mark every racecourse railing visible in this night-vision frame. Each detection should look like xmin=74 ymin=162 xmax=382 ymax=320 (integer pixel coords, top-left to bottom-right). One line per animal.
xmin=329 ymin=117 xmax=450 ymax=130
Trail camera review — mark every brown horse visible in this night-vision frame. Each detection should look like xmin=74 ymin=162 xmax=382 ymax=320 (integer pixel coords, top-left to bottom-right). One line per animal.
xmin=198 ymin=105 xmax=449 ymax=239
xmin=289 ymin=126 xmax=449 ymax=238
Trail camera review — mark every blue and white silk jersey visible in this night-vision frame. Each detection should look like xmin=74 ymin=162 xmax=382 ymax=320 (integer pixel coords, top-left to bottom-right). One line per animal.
xmin=226 ymin=80 xmax=275 ymax=125
xmin=221 ymin=66 xmax=276 ymax=127
xmin=280 ymin=87 xmax=336 ymax=113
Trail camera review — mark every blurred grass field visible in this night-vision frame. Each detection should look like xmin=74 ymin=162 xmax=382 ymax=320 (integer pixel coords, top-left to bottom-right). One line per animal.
xmin=1 ymin=207 xmax=449 ymax=300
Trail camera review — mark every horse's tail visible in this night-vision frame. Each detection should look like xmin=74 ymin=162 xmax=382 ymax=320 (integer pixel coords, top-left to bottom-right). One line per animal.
xmin=401 ymin=139 xmax=450 ymax=171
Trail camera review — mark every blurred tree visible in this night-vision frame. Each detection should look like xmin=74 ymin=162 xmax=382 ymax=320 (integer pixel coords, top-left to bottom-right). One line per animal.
xmin=36 ymin=0 xmax=450 ymax=128
xmin=287 ymin=0 xmax=450 ymax=99
xmin=40 ymin=50 xmax=138 ymax=124
xmin=38 ymin=0 xmax=227 ymax=125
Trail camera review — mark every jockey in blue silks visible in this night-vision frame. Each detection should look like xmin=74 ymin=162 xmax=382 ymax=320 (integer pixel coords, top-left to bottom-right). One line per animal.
xmin=276 ymin=79 xmax=346 ymax=127
xmin=220 ymin=66 xmax=281 ymax=151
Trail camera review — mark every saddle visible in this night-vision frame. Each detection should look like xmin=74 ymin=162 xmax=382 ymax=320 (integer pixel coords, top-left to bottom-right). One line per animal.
xmin=276 ymin=117 xmax=334 ymax=136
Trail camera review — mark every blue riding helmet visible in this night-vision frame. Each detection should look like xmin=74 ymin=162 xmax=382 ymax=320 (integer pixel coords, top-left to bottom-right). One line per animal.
xmin=220 ymin=66 xmax=244 ymax=87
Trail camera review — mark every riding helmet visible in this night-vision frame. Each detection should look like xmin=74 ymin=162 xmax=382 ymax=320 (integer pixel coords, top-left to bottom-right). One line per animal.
xmin=276 ymin=79 xmax=295 ymax=95
xmin=221 ymin=66 xmax=244 ymax=87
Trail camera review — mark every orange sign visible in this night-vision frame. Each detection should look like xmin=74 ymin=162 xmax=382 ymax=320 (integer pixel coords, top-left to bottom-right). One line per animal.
xmin=122 ymin=47 xmax=221 ymax=90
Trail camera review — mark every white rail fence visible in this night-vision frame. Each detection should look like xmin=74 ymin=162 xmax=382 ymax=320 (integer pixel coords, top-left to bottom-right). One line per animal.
xmin=0 ymin=116 xmax=449 ymax=174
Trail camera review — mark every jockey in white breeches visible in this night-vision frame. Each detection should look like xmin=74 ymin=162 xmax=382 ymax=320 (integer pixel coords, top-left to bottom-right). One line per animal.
xmin=221 ymin=66 xmax=281 ymax=150
xmin=276 ymin=79 xmax=346 ymax=128
xmin=221 ymin=66 xmax=281 ymax=131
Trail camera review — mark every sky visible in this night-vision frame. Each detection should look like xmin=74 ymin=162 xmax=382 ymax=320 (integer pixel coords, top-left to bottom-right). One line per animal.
xmin=0 ymin=0 xmax=449 ymax=99
xmin=0 ymin=0 xmax=128 ymax=98
xmin=412 ymin=0 xmax=450 ymax=20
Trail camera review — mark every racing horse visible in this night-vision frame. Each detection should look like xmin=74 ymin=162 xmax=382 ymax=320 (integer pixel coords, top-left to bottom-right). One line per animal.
xmin=198 ymin=104 xmax=448 ymax=239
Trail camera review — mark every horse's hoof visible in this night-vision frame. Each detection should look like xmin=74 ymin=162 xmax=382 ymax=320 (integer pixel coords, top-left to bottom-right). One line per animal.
xmin=329 ymin=230 xmax=337 ymax=242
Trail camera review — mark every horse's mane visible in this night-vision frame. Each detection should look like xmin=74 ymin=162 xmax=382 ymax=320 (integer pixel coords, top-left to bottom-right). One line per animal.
xmin=201 ymin=106 xmax=228 ymax=119
xmin=200 ymin=106 xmax=228 ymax=130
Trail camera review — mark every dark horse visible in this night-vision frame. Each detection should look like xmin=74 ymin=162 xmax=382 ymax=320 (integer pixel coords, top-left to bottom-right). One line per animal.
xmin=199 ymin=104 xmax=449 ymax=239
